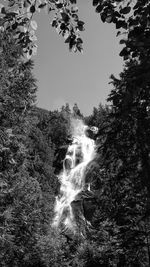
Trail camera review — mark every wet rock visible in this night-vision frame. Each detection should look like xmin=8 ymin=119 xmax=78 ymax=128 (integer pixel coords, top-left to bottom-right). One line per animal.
xmin=64 ymin=155 xmax=73 ymax=170
xmin=71 ymin=189 xmax=97 ymax=224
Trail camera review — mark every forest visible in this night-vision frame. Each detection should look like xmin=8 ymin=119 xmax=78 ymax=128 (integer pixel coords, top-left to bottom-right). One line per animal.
xmin=0 ymin=0 xmax=150 ymax=266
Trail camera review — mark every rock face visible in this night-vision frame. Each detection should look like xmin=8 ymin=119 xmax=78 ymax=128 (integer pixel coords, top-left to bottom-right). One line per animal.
xmin=60 ymin=190 xmax=97 ymax=239
xmin=72 ymin=189 xmax=96 ymax=223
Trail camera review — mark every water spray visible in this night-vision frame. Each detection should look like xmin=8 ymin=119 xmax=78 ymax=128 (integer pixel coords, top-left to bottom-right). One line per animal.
xmin=52 ymin=119 xmax=98 ymax=234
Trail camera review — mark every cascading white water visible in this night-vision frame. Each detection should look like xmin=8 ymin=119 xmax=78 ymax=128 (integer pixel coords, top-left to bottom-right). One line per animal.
xmin=52 ymin=119 xmax=98 ymax=233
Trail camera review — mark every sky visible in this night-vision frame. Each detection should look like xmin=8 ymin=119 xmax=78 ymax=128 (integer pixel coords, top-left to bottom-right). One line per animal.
xmin=33 ymin=1 xmax=123 ymax=116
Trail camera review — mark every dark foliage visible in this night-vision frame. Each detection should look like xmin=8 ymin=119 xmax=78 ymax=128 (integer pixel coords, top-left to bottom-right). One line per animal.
xmin=0 ymin=0 xmax=84 ymax=56
xmin=1 ymin=1 xmax=150 ymax=266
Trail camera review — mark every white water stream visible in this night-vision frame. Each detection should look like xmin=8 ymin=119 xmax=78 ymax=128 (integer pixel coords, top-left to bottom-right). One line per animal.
xmin=52 ymin=119 xmax=98 ymax=233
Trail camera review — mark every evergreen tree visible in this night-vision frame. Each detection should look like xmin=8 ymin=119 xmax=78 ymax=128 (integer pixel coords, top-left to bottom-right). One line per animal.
xmin=73 ymin=103 xmax=83 ymax=119
xmin=0 ymin=30 xmax=44 ymax=267
xmin=102 ymin=58 xmax=150 ymax=265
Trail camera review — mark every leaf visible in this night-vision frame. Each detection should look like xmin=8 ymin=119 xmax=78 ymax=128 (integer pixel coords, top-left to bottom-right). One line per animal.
xmin=119 ymin=47 xmax=129 ymax=57
xmin=77 ymin=21 xmax=85 ymax=31
xmin=114 ymin=11 xmax=121 ymax=18
xmin=65 ymin=35 xmax=71 ymax=43
xmin=51 ymin=20 xmax=57 ymax=27
xmin=105 ymin=15 xmax=113 ymax=23
xmin=0 ymin=6 xmax=6 ymax=14
xmin=5 ymin=11 xmax=18 ymax=18
xmin=95 ymin=4 xmax=103 ymax=13
xmin=120 ymin=6 xmax=131 ymax=15
xmin=116 ymin=31 xmax=121 ymax=37
xmin=71 ymin=6 xmax=78 ymax=13
xmin=101 ymin=13 xmax=107 ymax=23
xmin=18 ymin=32 xmax=25 ymax=40
xmin=70 ymin=0 xmax=76 ymax=4
xmin=129 ymin=18 xmax=139 ymax=27
xmin=69 ymin=36 xmax=76 ymax=50
xmin=120 ymin=39 xmax=126 ymax=44
xmin=1 ymin=7 xmax=6 ymax=14
xmin=77 ymin=42 xmax=83 ymax=52
xmin=61 ymin=12 xmax=70 ymax=23
xmin=60 ymin=23 xmax=66 ymax=30
xmin=56 ymin=3 xmax=63 ymax=9
xmin=93 ymin=0 xmax=99 ymax=6
xmin=30 ymin=5 xmax=36 ymax=13
xmin=116 ymin=20 xmax=127 ymax=29
xmin=72 ymin=13 xmax=78 ymax=22
xmin=12 ymin=22 xmax=18 ymax=30
xmin=38 ymin=3 xmax=47 ymax=9
xmin=77 ymin=37 xmax=83 ymax=44
xmin=31 ymin=20 xmax=37 ymax=30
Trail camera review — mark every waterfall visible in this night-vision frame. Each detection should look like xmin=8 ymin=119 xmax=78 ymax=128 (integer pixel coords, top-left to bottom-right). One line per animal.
xmin=52 ymin=119 xmax=98 ymax=234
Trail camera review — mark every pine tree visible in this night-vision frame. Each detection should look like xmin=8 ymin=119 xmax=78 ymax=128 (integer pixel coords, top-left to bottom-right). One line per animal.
xmin=0 ymin=30 xmax=44 ymax=267
xmin=96 ymin=58 xmax=150 ymax=265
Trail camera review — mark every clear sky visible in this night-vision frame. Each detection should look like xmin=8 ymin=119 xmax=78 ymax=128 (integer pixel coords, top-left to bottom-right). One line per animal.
xmin=33 ymin=0 xmax=123 ymax=116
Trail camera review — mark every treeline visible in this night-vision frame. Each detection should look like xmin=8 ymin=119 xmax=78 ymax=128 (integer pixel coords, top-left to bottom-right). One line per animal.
xmin=1 ymin=30 xmax=150 ymax=267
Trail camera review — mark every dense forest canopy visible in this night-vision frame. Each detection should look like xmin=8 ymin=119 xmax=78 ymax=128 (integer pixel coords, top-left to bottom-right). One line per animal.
xmin=0 ymin=0 xmax=150 ymax=267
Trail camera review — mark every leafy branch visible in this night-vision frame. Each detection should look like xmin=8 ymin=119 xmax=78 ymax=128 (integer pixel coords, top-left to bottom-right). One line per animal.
xmin=0 ymin=0 xmax=84 ymax=57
